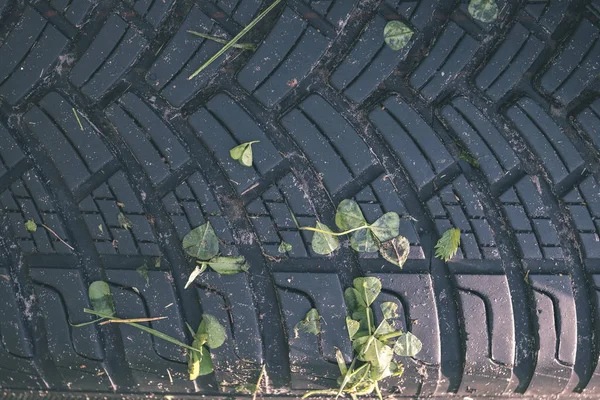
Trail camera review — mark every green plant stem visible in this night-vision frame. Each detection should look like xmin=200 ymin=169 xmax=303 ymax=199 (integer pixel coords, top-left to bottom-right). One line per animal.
xmin=188 ymin=0 xmax=281 ymax=80
xmin=379 ymin=331 xmax=403 ymax=342
xmin=252 ymin=364 xmax=266 ymax=400
xmin=84 ymin=309 xmax=202 ymax=354
xmin=302 ymin=389 xmax=338 ymax=399
xmin=69 ymin=317 xmax=105 ymax=327
xmin=336 ymin=357 xmax=357 ymax=398
xmin=187 ymin=30 xmax=256 ymax=50
xmin=299 ymin=225 xmax=370 ymax=236
xmin=374 ymin=382 xmax=383 ymax=400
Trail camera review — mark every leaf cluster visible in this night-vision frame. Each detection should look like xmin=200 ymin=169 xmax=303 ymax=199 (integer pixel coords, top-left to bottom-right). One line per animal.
xmin=182 ymin=222 xmax=249 ymax=288
xmin=304 ymin=277 xmax=422 ymax=400
xmin=76 ymin=281 xmax=226 ymax=380
xmin=302 ymin=199 xmax=410 ymax=268
xmin=468 ymin=0 xmax=498 ymax=23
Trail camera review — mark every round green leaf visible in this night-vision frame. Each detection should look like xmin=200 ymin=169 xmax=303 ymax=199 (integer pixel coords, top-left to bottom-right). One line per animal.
xmin=346 ymin=317 xmax=361 ymax=340
xmin=24 ymin=218 xmax=37 ymax=232
xmin=380 ymin=301 xmax=399 ymax=319
xmin=379 ymin=235 xmax=410 ymax=268
xmin=350 ymin=229 xmax=379 ymax=253
xmin=370 ymin=212 xmax=400 ymax=242
xmin=230 ymin=141 xmax=259 ymax=167
xmin=199 ymin=314 xmax=227 ymax=349
xmin=468 ymin=0 xmax=498 ymax=23
xmin=335 ymin=199 xmax=367 ymax=231
xmin=393 ymin=331 xmax=422 ymax=357
xmin=294 ymin=308 xmax=321 ymax=337
xmin=384 ymin=21 xmax=414 ymax=50
xmin=353 ymin=277 xmax=382 ymax=307
xmin=208 ymin=256 xmax=249 ymax=275
xmin=198 ymin=346 xmax=214 ymax=376
xmin=344 ymin=287 xmax=366 ymax=314
xmin=311 ymin=221 xmax=340 ymax=255
xmin=278 ymin=241 xmax=293 ymax=253
xmin=182 ymin=222 xmax=219 ymax=261
xmin=88 ymin=281 xmax=116 ymax=317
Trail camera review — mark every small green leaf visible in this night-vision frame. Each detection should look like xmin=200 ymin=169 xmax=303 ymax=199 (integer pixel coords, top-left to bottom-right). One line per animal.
xmin=183 ymin=222 xmax=219 ymax=260
xmin=434 ymin=228 xmax=461 ymax=262
xmin=185 ymin=263 xmax=207 ymax=289
xmin=352 ymin=307 xmax=375 ymax=332
xmin=136 ymin=263 xmax=149 ymax=285
xmin=335 ymin=199 xmax=367 ymax=231
xmin=294 ymin=308 xmax=321 ymax=337
xmin=379 ymin=235 xmax=410 ymax=268
xmin=198 ymin=346 xmax=214 ymax=376
xmin=350 ymin=229 xmax=379 ymax=253
xmin=208 ymin=256 xmax=249 ymax=275
xmin=370 ymin=212 xmax=399 ymax=242
xmin=374 ymin=319 xmax=395 ymax=336
xmin=230 ymin=141 xmax=259 ymax=167
xmin=393 ymin=331 xmax=422 ymax=357
xmin=353 ymin=277 xmax=382 ymax=307
xmin=154 ymin=257 xmax=161 ymax=268
xmin=346 ymin=317 xmax=361 ymax=340
xmin=311 ymin=221 xmax=340 ymax=255
xmin=344 ymin=287 xmax=366 ymax=314
xmin=88 ymin=281 xmax=115 ymax=317
xmin=380 ymin=302 xmax=399 ymax=319
xmin=198 ymin=314 xmax=227 ymax=349
xmin=278 ymin=241 xmax=293 ymax=253
xmin=383 ymin=21 xmax=414 ymax=50
xmin=468 ymin=0 xmax=498 ymax=23
xmin=117 ymin=212 xmax=133 ymax=230
xmin=459 ymin=149 xmax=480 ymax=168
xmin=25 ymin=218 xmax=37 ymax=232
xmin=188 ymin=343 xmax=201 ymax=380
xmin=359 ymin=337 xmax=394 ymax=368
xmin=335 ymin=348 xmax=348 ymax=376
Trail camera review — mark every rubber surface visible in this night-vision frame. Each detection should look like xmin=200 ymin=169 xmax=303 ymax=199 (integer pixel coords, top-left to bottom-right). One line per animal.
xmin=1 ymin=0 xmax=600 ymax=398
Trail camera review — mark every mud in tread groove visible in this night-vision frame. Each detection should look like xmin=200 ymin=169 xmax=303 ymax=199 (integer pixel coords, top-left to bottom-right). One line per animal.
xmin=0 ymin=0 xmax=599 ymax=398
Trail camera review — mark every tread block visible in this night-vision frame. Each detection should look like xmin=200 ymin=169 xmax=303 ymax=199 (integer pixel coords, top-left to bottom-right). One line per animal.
xmin=79 ymin=171 xmax=160 ymax=256
xmin=0 ymin=122 xmax=25 ymax=177
xmin=475 ymin=23 xmax=543 ymax=101
xmin=441 ymin=97 xmax=520 ymax=186
xmin=70 ymin=15 xmax=147 ymax=101
xmin=386 ymin=0 xmax=438 ymax=29
xmin=208 ymin=0 xmax=261 ymax=25
xmin=188 ymin=93 xmax=283 ymax=195
xmin=24 ymin=92 xmax=114 ymax=191
xmin=104 ymin=271 xmax=195 ymax=392
xmin=30 ymin=269 xmax=111 ymax=391
xmin=274 ymin=273 xmax=353 ymax=389
xmin=370 ymin=96 xmax=454 ymax=191
xmin=195 ymin=272 xmax=263 ymax=377
xmin=124 ymin=0 xmax=174 ymax=28
xmin=427 ymin=175 xmax=499 ymax=260
xmin=562 ymin=176 xmax=600 ymax=260
xmin=507 ymin=98 xmax=584 ymax=186
xmin=237 ymin=7 xmax=331 ymax=107
xmin=161 ymin=171 xmax=234 ymax=246
xmin=375 ymin=273 xmax=440 ymax=396
xmin=524 ymin=0 xmax=570 ymax=35
xmin=330 ymin=14 xmax=413 ymax=103
xmin=50 ymin=0 xmax=95 ymax=26
xmin=146 ymin=6 xmax=231 ymax=107
xmin=1 ymin=170 xmax=73 ymax=254
xmin=539 ymin=19 xmax=600 ymax=106
xmin=246 ymin=173 xmax=315 ymax=258
xmin=410 ymin=22 xmax=478 ymax=101
xmin=454 ymin=275 xmax=514 ymax=395
xmin=526 ymin=274 xmax=576 ymax=395
xmin=107 ymin=93 xmax=189 ymax=184
xmin=575 ymin=98 xmax=600 ymax=150
xmin=0 ymin=266 xmax=41 ymax=389
xmin=500 ymin=176 xmax=563 ymax=259
xmin=0 ymin=8 xmax=68 ymax=105
xmin=282 ymin=94 xmax=374 ymax=194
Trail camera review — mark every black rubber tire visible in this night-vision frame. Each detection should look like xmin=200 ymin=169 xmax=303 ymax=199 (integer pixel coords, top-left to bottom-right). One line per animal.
xmin=1 ymin=0 xmax=600 ymax=398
